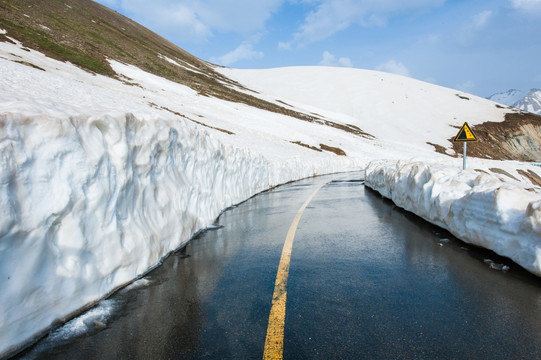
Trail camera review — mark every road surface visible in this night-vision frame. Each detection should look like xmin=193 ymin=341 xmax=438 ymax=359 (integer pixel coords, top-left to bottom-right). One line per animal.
xmin=16 ymin=172 xmax=541 ymax=359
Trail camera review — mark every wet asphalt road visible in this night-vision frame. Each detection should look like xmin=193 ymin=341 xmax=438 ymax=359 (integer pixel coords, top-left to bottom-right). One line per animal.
xmin=16 ymin=172 xmax=541 ymax=359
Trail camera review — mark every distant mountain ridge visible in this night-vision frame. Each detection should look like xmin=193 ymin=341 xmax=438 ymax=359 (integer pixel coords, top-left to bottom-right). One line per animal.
xmin=514 ymin=89 xmax=541 ymax=115
xmin=488 ymin=89 xmax=541 ymax=115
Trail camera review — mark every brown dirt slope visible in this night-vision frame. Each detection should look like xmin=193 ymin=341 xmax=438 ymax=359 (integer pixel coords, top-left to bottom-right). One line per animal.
xmin=448 ymin=112 xmax=541 ymax=161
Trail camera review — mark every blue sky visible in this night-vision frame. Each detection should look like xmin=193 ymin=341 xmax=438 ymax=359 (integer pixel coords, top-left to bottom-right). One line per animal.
xmin=94 ymin=0 xmax=541 ymax=97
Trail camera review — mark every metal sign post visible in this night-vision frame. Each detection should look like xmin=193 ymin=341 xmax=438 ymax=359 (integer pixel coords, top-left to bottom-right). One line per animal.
xmin=463 ymin=143 xmax=467 ymax=170
xmin=453 ymin=122 xmax=478 ymax=170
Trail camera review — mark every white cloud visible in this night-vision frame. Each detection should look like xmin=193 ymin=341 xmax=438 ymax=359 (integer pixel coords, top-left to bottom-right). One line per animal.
xmin=455 ymin=10 xmax=493 ymax=45
xmin=193 ymin=0 xmax=284 ymax=33
xmin=286 ymin=0 xmax=446 ymax=46
xmin=510 ymin=0 xmax=541 ymax=12
xmin=278 ymin=41 xmax=292 ymax=51
xmin=375 ymin=60 xmax=410 ymax=77
xmin=98 ymin=0 xmax=284 ymax=42
xmin=110 ymin=0 xmax=210 ymax=41
xmin=94 ymin=0 xmax=117 ymax=6
xmin=319 ymin=51 xmax=353 ymax=67
xmin=456 ymin=80 xmax=475 ymax=93
xmin=216 ymin=43 xmax=264 ymax=66
xmin=417 ymin=33 xmax=440 ymax=47
xmin=472 ymin=10 xmax=493 ymax=29
xmin=423 ymin=77 xmax=438 ymax=85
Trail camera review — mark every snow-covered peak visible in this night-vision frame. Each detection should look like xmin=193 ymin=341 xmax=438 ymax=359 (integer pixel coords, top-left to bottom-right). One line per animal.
xmin=513 ymin=89 xmax=541 ymax=115
xmin=487 ymin=88 xmax=541 ymax=115
xmin=487 ymin=89 xmax=525 ymax=106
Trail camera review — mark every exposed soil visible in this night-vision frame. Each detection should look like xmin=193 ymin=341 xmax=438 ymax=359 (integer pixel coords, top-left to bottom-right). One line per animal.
xmin=426 ymin=142 xmax=449 ymax=155
xmin=319 ymin=144 xmax=346 ymax=156
xmin=489 ymin=168 xmax=520 ymax=182
xmin=290 ymin=141 xmax=323 ymax=152
xmin=151 ymin=104 xmax=235 ymax=135
xmin=452 ymin=112 xmax=541 ymax=161
xmin=517 ymin=169 xmax=541 ymax=187
xmin=429 ymin=112 xmax=541 ymax=161
xmin=290 ymin=141 xmax=347 ymax=156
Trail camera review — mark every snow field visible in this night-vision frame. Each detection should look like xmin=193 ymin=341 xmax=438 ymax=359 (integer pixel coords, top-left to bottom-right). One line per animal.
xmin=365 ymin=160 xmax=541 ymax=276
xmin=220 ymin=66 xmax=509 ymax=153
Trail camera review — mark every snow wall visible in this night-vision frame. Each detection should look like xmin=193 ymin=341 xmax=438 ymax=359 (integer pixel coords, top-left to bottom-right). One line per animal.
xmin=365 ymin=160 xmax=541 ymax=277
xmin=0 ymin=113 xmax=357 ymax=356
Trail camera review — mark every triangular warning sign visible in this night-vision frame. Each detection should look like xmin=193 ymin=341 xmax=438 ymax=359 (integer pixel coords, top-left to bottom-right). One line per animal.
xmin=453 ymin=122 xmax=478 ymax=142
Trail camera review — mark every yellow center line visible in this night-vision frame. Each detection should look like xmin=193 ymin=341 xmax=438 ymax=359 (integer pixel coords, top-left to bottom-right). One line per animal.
xmin=263 ymin=182 xmax=327 ymax=360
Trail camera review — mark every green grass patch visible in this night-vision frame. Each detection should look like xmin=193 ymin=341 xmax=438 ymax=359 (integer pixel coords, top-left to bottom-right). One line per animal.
xmin=0 ymin=16 xmax=111 ymax=75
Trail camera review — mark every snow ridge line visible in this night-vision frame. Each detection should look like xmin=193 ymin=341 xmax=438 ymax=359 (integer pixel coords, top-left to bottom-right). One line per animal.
xmin=364 ymin=160 xmax=541 ymax=277
xmin=0 ymin=112 xmax=353 ymax=356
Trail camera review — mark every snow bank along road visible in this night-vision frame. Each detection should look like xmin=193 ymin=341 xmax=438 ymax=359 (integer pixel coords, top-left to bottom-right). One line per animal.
xmin=0 ymin=113 xmax=356 ymax=357
xmin=15 ymin=173 xmax=541 ymax=359
xmin=365 ymin=160 xmax=541 ymax=277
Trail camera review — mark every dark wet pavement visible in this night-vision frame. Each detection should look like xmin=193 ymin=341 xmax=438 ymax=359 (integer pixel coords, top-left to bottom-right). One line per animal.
xmin=15 ymin=172 xmax=541 ymax=359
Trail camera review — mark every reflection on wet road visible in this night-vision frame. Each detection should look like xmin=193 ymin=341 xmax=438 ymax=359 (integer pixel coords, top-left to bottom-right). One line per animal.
xmin=17 ymin=172 xmax=541 ymax=359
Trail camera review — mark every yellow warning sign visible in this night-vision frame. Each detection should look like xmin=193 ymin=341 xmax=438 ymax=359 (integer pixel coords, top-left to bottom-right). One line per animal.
xmin=453 ymin=122 xmax=478 ymax=142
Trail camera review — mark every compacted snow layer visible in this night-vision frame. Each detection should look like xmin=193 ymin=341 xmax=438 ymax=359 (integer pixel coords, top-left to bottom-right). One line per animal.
xmin=365 ymin=160 xmax=541 ymax=276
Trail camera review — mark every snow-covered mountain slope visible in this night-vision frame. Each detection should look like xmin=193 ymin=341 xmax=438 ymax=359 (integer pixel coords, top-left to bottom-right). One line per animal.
xmin=487 ymin=89 xmax=525 ymax=106
xmin=221 ymin=67 xmax=508 ymax=153
xmin=514 ymin=89 xmax=541 ymax=115
xmin=222 ymin=67 xmax=541 ymax=161
xmin=2 ymin=7 xmax=541 ymax=359
xmin=488 ymin=89 xmax=541 ymax=115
